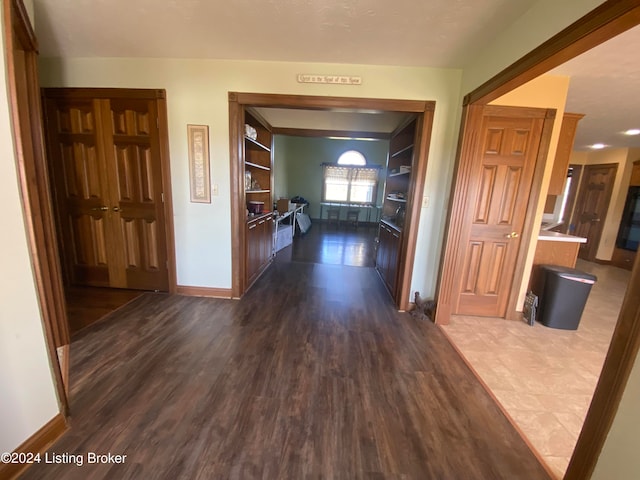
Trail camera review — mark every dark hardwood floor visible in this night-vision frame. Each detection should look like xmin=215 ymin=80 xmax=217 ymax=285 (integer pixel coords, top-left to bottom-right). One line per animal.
xmin=66 ymin=286 xmax=144 ymax=337
xmin=23 ymin=261 xmax=550 ymax=479
xmin=276 ymin=222 xmax=377 ymax=267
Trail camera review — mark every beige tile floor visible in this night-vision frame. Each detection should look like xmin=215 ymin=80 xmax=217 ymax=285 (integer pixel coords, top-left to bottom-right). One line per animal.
xmin=440 ymin=260 xmax=631 ymax=479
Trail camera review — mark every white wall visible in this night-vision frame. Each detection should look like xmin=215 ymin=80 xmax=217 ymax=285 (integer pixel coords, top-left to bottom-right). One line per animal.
xmin=592 ymin=351 xmax=640 ymax=479
xmin=462 ymin=0 xmax=606 ymax=94
xmin=39 ymin=58 xmax=463 ymax=299
xmin=0 ymin=5 xmax=60 ymax=453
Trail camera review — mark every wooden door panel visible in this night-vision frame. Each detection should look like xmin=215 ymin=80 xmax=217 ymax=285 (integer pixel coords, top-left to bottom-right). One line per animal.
xmin=106 ymin=99 xmax=168 ymax=291
xmin=66 ymin=213 xmax=110 ymax=285
xmin=45 ymin=99 xmax=111 ymax=287
xmin=44 ymin=90 xmax=171 ymax=292
xmin=455 ymin=113 xmax=543 ymax=316
xmin=572 ymin=163 xmax=617 ymax=260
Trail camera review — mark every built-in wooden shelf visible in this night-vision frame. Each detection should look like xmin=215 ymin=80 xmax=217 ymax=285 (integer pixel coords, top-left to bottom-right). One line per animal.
xmin=246 ymin=189 xmax=270 ymax=194
xmin=390 ymin=144 xmax=413 ymax=158
xmin=386 ymin=196 xmax=407 ymax=202
xmin=245 ymin=161 xmax=270 ymax=171
xmin=388 ymin=171 xmax=411 ymax=177
xmin=245 ymin=136 xmax=271 ymax=152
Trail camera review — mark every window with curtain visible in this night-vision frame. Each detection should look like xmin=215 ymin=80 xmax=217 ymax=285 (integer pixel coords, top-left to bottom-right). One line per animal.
xmin=322 ymin=164 xmax=379 ymax=204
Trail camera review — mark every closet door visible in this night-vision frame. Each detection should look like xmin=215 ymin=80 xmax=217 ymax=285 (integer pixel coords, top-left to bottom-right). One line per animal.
xmin=44 ymin=97 xmax=112 ymax=287
xmin=44 ymin=91 xmax=170 ymax=291
xmin=102 ymin=98 xmax=169 ymax=291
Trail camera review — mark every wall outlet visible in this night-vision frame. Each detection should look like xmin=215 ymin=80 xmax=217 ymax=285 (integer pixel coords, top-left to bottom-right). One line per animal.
xmin=422 ymin=196 xmax=429 ymax=208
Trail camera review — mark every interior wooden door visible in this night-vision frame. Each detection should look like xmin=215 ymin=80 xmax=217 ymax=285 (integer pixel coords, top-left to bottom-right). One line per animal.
xmin=102 ymin=98 xmax=169 ymax=291
xmin=44 ymin=97 xmax=112 ymax=287
xmin=571 ymin=163 xmax=618 ymax=261
xmin=44 ymin=91 xmax=170 ymax=291
xmin=454 ymin=107 xmax=547 ymax=317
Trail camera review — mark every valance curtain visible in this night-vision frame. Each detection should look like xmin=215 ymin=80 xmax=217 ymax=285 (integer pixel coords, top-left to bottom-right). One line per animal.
xmin=322 ymin=164 xmax=379 ymax=203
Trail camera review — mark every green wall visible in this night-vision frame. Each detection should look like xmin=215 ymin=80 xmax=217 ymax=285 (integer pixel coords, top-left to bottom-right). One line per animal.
xmin=273 ymin=135 xmax=390 ymax=221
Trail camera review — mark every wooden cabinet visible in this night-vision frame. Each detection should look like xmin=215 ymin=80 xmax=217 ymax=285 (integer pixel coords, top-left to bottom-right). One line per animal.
xmin=376 ymin=118 xmax=418 ymax=303
xmin=246 ymin=213 xmax=273 ymax=286
xmin=547 ymin=112 xmax=584 ymax=195
xmin=243 ymin=110 xmax=274 ymax=289
xmin=630 ymin=160 xmax=640 ymax=187
xmin=376 ymin=220 xmax=402 ymax=296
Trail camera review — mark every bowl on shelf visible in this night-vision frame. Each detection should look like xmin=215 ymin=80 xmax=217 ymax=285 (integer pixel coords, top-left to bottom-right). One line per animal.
xmin=247 ymin=201 xmax=264 ymax=215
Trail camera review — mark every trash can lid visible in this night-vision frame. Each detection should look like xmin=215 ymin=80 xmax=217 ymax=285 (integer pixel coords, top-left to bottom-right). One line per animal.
xmin=539 ymin=264 xmax=597 ymax=283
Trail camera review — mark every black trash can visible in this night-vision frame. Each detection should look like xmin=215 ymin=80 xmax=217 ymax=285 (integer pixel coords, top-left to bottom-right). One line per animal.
xmin=535 ymin=265 xmax=597 ymax=330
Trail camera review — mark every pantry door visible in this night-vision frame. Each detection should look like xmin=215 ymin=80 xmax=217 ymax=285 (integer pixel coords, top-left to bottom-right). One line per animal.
xmin=451 ymin=105 xmax=553 ymax=317
xmin=43 ymin=90 xmax=171 ymax=291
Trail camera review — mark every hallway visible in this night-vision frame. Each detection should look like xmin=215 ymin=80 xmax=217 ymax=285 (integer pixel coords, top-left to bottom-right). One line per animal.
xmin=23 ymin=260 xmax=549 ymax=479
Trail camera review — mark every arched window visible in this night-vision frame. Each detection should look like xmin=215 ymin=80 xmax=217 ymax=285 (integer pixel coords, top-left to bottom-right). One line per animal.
xmin=337 ymin=150 xmax=366 ymax=166
xmin=323 ymin=150 xmax=379 ymax=204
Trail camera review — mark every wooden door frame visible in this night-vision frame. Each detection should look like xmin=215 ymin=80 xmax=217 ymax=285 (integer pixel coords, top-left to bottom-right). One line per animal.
xmin=436 ymin=2 xmax=640 ymax=479
xmin=438 ymin=104 xmax=555 ymax=321
xmin=3 ymin=0 xmax=69 ymax=415
xmin=41 ymin=87 xmax=178 ymax=294
xmin=571 ymin=162 xmax=618 ymax=261
xmin=229 ymin=92 xmax=435 ymax=310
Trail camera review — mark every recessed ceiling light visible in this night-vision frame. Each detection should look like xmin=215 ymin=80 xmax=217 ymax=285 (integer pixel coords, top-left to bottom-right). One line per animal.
xmin=590 ymin=143 xmax=607 ymax=149
xmin=624 ymin=129 xmax=640 ymax=136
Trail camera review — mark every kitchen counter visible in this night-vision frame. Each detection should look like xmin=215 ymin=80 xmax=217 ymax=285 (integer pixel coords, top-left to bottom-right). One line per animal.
xmin=538 ymin=230 xmax=587 ymax=243
xmin=530 ymin=230 xmax=586 ymax=290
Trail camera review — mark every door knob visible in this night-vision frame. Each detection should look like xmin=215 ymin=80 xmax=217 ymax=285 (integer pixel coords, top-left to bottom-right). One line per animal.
xmin=506 ymin=232 xmax=520 ymax=239
xmin=91 ymin=206 xmax=108 ymax=211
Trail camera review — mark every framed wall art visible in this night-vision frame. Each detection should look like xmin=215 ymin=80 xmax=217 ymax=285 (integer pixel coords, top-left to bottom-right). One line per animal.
xmin=187 ymin=124 xmax=211 ymax=203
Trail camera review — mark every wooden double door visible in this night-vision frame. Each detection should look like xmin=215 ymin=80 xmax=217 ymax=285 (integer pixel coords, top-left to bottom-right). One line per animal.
xmin=43 ymin=89 xmax=171 ymax=291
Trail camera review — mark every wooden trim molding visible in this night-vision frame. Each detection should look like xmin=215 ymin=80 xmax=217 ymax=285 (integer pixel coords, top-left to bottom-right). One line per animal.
xmin=156 ymin=95 xmax=178 ymax=294
xmin=0 ymin=414 xmax=67 ymax=480
xmin=435 ymin=104 xmax=483 ymax=325
xmin=229 ymin=92 xmax=436 ymax=308
xmin=176 ymin=286 xmax=233 ymax=298
xmin=4 ymin=0 xmax=69 ymax=414
xmin=397 ymin=105 xmax=436 ymax=311
xmin=465 ymin=1 xmax=640 ymax=105
xmin=565 ymin=252 xmax=640 ymax=479
xmin=231 ymin=92 xmax=434 ymax=113
xmin=272 ymin=127 xmax=390 ymax=140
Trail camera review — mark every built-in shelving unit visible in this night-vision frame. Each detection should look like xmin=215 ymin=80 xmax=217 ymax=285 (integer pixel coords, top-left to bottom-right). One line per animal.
xmin=243 ymin=109 xmax=274 ymax=289
xmin=376 ymin=117 xmax=418 ymax=300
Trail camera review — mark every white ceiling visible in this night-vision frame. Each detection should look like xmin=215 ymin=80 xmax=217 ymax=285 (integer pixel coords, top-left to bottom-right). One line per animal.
xmin=550 ymin=25 xmax=640 ymax=151
xmin=32 ymin=0 xmax=640 ymax=149
xmin=33 ymin=0 xmax=537 ymax=68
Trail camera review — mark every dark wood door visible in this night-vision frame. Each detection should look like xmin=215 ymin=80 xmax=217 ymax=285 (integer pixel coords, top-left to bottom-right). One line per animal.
xmin=44 ymin=97 xmax=112 ymax=287
xmin=103 ymin=98 xmax=169 ymax=290
xmin=455 ymin=108 xmax=547 ymax=317
xmin=44 ymin=93 xmax=170 ymax=291
xmin=571 ymin=163 xmax=618 ymax=261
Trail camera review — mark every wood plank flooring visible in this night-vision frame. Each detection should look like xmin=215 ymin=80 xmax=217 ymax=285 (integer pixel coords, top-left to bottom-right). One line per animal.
xmin=276 ymin=223 xmax=377 ymax=267
xmin=65 ymin=286 xmax=144 ymax=337
xmin=23 ymin=262 xmax=550 ymax=479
